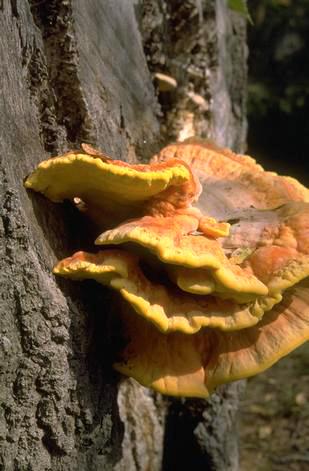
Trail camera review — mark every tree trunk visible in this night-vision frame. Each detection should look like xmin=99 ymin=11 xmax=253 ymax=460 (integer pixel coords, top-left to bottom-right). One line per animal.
xmin=0 ymin=1 xmax=247 ymax=470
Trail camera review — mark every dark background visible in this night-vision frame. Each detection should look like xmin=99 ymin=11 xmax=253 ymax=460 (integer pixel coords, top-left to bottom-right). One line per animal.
xmin=247 ymin=0 xmax=309 ymax=185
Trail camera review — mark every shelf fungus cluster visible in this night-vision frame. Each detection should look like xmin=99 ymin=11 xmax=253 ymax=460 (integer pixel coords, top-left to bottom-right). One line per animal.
xmin=25 ymin=139 xmax=309 ymax=398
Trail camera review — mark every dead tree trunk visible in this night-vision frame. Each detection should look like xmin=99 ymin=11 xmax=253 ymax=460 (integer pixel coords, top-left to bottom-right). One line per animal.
xmin=0 ymin=1 xmax=247 ymax=470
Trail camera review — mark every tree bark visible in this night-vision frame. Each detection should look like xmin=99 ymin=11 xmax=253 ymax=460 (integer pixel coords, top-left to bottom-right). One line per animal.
xmin=0 ymin=1 xmax=247 ymax=470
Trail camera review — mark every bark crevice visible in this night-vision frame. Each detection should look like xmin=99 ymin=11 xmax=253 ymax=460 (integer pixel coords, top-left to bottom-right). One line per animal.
xmin=28 ymin=0 xmax=94 ymax=149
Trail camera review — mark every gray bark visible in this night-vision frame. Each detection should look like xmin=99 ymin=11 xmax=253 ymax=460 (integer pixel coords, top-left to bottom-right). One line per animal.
xmin=0 ymin=1 xmax=247 ymax=470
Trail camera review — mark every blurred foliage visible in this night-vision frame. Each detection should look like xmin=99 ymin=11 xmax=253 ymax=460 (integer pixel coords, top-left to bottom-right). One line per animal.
xmin=227 ymin=0 xmax=252 ymax=22
xmin=247 ymin=0 xmax=309 ymax=183
xmin=248 ymin=0 xmax=309 ymax=117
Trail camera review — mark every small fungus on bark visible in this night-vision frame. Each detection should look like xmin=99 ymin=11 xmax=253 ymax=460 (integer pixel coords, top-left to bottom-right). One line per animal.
xmin=25 ymin=139 xmax=309 ymax=398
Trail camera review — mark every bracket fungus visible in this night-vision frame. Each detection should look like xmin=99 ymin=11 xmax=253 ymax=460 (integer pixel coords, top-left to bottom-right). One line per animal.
xmin=25 ymin=140 xmax=309 ymax=398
